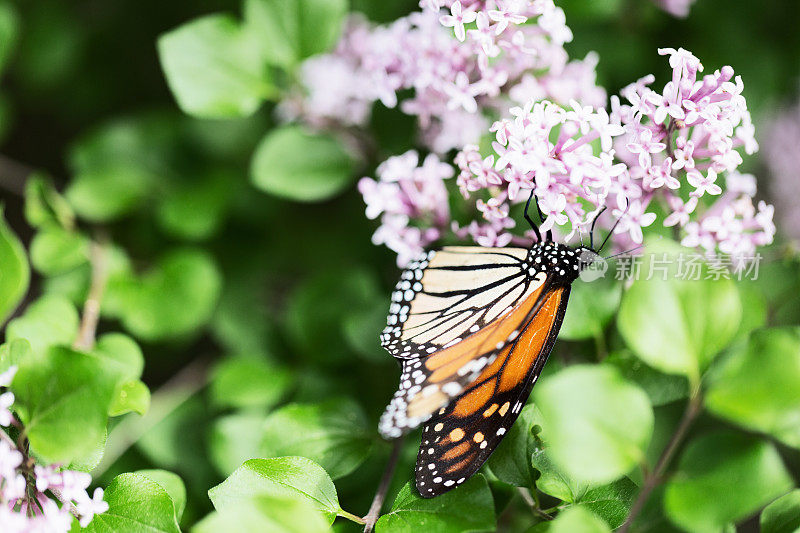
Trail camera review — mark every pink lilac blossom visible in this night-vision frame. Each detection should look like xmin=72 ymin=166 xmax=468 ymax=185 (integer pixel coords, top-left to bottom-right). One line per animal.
xmin=358 ymin=151 xmax=454 ymax=265
xmin=361 ymin=47 xmax=774 ymax=265
xmin=762 ymin=100 xmax=800 ymax=244
xmin=284 ymin=1 xmax=605 ymax=154
xmin=453 ymin=99 xmax=627 ymax=245
xmin=609 ymin=47 xmax=773 ymax=254
xmin=0 ymin=371 xmax=107 ymax=531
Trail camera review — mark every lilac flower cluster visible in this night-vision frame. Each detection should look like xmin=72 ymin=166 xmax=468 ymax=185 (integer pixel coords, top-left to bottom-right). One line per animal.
xmin=454 ymin=99 xmax=626 ymax=246
xmin=340 ymin=0 xmax=773 ymax=265
xmin=360 ymin=45 xmax=774 ymax=264
xmin=282 ymin=0 xmax=605 ymax=154
xmin=0 ymin=367 xmax=107 ymax=531
xmin=358 ymin=151 xmax=454 ymax=266
xmin=610 ymin=48 xmax=773 ymax=255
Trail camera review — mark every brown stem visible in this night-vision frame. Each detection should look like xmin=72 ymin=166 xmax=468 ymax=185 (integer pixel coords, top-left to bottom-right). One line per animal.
xmin=363 ymin=437 xmax=404 ymax=533
xmin=50 ymin=488 xmax=82 ymax=520
xmin=664 ymin=118 xmax=677 ymax=161
xmin=518 ymin=487 xmax=554 ymax=521
xmin=619 ymin=391 xmax=703 ymax=533
xmin=73 ymin=237 xmax=110 ymax=351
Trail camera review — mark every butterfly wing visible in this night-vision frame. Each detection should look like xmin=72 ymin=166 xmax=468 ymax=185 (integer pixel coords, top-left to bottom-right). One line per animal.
xmin=414 ymin=285 xmax=570 ymax=497
xmin=381 ymin=246 xmax=532 ymax=359
xmin=379 ymin=247 xmax=550 ymax=439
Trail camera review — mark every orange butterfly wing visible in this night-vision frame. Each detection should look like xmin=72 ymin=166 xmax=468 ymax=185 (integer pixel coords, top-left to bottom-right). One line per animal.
xmin=415 ymin=286 xmax=570 ymax=497
xmin=378 ymin=247 xmax=549 ymax=438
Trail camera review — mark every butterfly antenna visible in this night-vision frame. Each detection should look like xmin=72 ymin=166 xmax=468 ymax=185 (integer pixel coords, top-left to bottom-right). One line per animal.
xmin=597 ymin=200 xmax=630 ymax=254
xmin=527 ymin=192 xmax=552 ymax=242
xmin=589 ymin=206 xmax=607 ymax=251
xmin=604 ymin=243 xmax=645 ymax=261
xmin=524 ymin=190 xmax=543 ymax=243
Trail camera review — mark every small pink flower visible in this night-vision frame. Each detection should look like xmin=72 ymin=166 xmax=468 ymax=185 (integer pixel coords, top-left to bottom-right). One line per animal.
xmin=688 ymin=169 xmax=723 ymax=196
xmin=440 ymin=1 xmax=477 ymax=42
xmin=626 ymin=128 xmax=666 ymax=169
xmin=488 ymin=0 xmax=527 ymax=34
xmin=664 ymin=195 xmax=698 ymax=227
xmin=672 ymin=137 xmax=695 ymax=170
xmin=445 ymin=71 xmax=479 ymax=113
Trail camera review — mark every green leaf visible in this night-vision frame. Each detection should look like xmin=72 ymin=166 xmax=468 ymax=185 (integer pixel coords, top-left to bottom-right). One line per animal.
xmin=210 ymin=263 xmax=278 ymax=354
xmin=534 ymin=365 xmax=653 ymax=485
xmin=0 ymin=1 xmax=18 ymax=74
xmin=733 ymin=280 xmax=767 ymax=341
xmin=530 ymin=436 xmax=636 ymax=528
xmin=11 ymin=346 xmax=116 ymax=463
xmin=486 ymin=404 xmax=542 ymax=488
xmin=259 ymin=399 xmax=373 ymax=479
xmin=117 ymin=248 xmax=222 ymax=340
xmin=531 ymin=449 xmax=585 ymax=503
xmin=30 ymin=226 xmax=90 ymax=276
xmin=573 ymin=478 xmax=637 ymax=529
xmin=65 ymin=119 xmax=166 ymax=222
xmin=664 ymin=431 xmax=793 ymax=533
xmin=706 ymin=327 xmax=800 ymax=448
xmin=136 ymin=396 xmax=212 ymax=482
xmin=24 ymin=174 xmax=75 ymax=229
xmin=761 ymin=490 xmax=800 ymax=533
xmin=210 ymin=356 xmax=292 ymax=410
xmin=156 ymin=170 xmax=235 ymax=240
xmin=286 ymin=269 xmax=381 ymax=365
xmin=209 ymin=413 xmax=265 ymax=476
xmin=84 ymin=472 xmax=181 ymax=533
xmin=89 ymin=332 xmax=144 ymax=380
xmin=250 ymin=126 xmax=355 ymax=202
xmin=547 ymin=506 xmax=611 ymax=533
xmin=84 ymin=333 xmax=149 ymax=416
xmin=108 ymin=379 xmax=151 ymax=416
xmin=195 ymin=494 xmax=330 ymax=533
xmin=135 ymin=469 xmax=187 ymax=522
xmin=375 ymin=475 xmax=496 ymax=533
xmin=208 ymin=457 xmax=340 ymax=524
xmin=244 ymin=0 xmax=348 ymax=69
xmin=0 ymin=210 xmax=29 ymax=324
xmin=617 ymin=240 xmax=742 ymax=381
xmin=6 ymin=295 xmax=79 ymax=355
xmin=560 ymin=276 xmax=621 ymax=340
xmin=0 ymin=338 xmax=30 ymax=375
xmin=68 ymin=427 xmax=107 ymax=472
xmin=342 ymin=298 xmax=392 ymax=362
xmin=606 ymin=351 xmax=688 ymax=406
xmin=158 ymin=14 xmax=274 ymax=119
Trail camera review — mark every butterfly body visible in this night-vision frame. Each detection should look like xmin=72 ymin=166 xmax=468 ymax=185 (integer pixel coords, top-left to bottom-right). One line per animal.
xmin=378 ymin=240 xmax=594 ymax=497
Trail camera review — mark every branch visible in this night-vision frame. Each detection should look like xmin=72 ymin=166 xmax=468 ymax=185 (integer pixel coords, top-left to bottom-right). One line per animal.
xmin=518 ymin=487 xmax=554 ymax=521
xmin=363 ymin=436 xmax=404 ymax=533
xmin=0 ymin=428 xmax=16 ymax=447
xmin=50 ymin=488 xmax=82 ymax=521
xmin=73 ymin=237 xmax=110 ymax=351
xmin=92 ymin=357 xmax=210 ymax=476
xmin=619 ymin=391 xmax=703 ymax=532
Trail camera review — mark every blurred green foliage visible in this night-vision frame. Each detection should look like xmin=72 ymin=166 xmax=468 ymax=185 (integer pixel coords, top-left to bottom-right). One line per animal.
xmin=1 ymin=0 xmax=799 ymax=531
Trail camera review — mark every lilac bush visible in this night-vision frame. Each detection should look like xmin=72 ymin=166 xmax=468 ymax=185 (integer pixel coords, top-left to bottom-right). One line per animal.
xmin=309 ymin=2 xmax=777 ymax=265
xmin=283 ymin=0 xmax=604 ymax=156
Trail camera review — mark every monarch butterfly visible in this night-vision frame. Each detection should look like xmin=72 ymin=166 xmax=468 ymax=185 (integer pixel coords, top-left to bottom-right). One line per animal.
xmin=377 ymin=195 xmax=618 ymax=498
